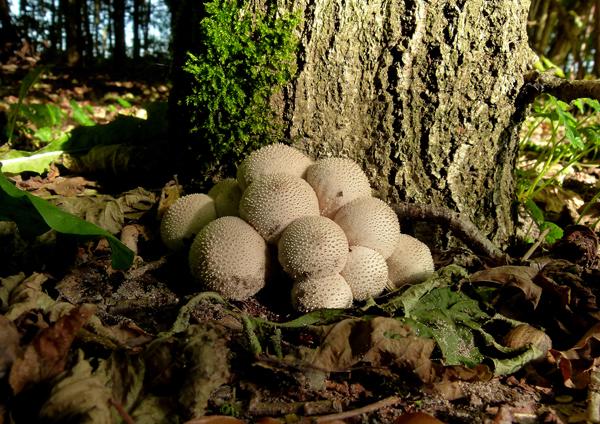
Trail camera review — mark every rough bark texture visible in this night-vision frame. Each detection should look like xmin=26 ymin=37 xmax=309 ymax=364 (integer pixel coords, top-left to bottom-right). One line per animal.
xmin=261 ymin=0 xmax=535 ymax=246
xmin=170 ymin=0 xmax=536 ymax=246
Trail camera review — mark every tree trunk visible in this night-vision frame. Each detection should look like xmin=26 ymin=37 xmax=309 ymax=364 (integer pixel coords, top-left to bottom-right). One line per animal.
xmin=61 ymin=0 xmax=83 ymax=66
xmin=170 ymin=0 xmax=535 ymax=246
xmin=112 ymin=0 xmax=126 ymax=65
xmin=132 ymin=0 xmax=141 ymax=59
xmin=0 ymin=0 xmax=20 ymax=57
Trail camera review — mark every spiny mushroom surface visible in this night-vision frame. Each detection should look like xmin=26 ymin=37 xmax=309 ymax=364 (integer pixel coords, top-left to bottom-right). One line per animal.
xmin=208 ymin=178 xmax=242 ymax=217
xmin=333 ymin=196 xmax=400 ymax=259
xmin=291 ymin=274 xmax=353 ymax=312
xmin=236 ymin=143 xmax=314 ymax=190
xmin=341 ymin=246 xmax=388 ymax=301
xmin=160 ymin=193 xmax=217 ymax=251
xmin=278 ymin=215 xmax=349 ymax=279
xmin=387 ymin=234 xmax=434 ymax=289
xmin=239 ymin=174 xmax=320 ymax=243
xmin=189 ymin=216 xmax=269 ymax=301
xmin=305 ymin=157 xmax=372 ymax=218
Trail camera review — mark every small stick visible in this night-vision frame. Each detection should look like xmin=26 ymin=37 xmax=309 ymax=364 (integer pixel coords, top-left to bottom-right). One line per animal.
xmin=313 ymin=395 xmax=401 ymax=423
xmin=109 ymin=398 xmax=136 ymax=424
xmin=521 ymin=227 xmax=550 ymax=262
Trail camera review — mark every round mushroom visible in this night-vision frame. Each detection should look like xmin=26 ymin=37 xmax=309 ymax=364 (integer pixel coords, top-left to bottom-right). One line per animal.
xmin=208 ymin=178 xmax=243 ymax=217
xmin=291 ymin=274 xmax=353 ymax=312
xmin=278 ymin=215 xmax=349 ymax=279
xmin=387 ymin=234 xmax=434 ymax=289
xmin=333 ymin=196 xmax=400 ymax=259
xmin=239 ymin=174 xmax=320 ymax=244
xmin=341 ymin=246 xmax=389 ymax=301
xmin=189 ymin=216 xmax=270 ymax=300
xmin=160 ymin=193 xmax=217 ymax=251
xmin=237 ymin=143 xmax=314 ymax=190
xmin=305 ymin=157 xmax=372 ymax=218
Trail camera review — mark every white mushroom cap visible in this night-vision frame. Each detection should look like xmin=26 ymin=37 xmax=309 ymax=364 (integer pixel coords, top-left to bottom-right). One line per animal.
xmin=291 ymin=274 xmax=353 ymax=312
xmin=305 ymin=157 xmax=372 ymax=218
xmin=160 ymin=193 xmax=217 ymax=251
xmin=333 ymin=196 xmax=400 ymax=259
xmin=239 ymin=174 xmax=320 ymax=244
xmin=208 ymin=178 xmax=243 ymax=217
xmin=278 ymin=216 xmax=349 ymax=279
xmin=387 ymin=234 xmax=434 ymax=289
xmin=236 ymin=143 xmax=314 ymax=190
xmin=341 ymin=246 xmax=389 ymax=301
xmin=189 ymin=216 xmax=269 ymax=300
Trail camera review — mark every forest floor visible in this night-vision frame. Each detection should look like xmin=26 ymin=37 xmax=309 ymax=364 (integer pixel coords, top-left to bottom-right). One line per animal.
xmin=1 ymin=65 xmax=600 ymax=424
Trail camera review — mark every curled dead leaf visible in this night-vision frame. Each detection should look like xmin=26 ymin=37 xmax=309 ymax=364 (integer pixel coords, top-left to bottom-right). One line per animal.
xmin=8 ymin=304 xmax=96 ymax=394
xmin=311 ymin=317 xmax=435 ymax=382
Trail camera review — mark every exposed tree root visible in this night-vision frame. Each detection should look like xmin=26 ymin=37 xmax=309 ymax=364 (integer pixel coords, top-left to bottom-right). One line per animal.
xmin=392 ymin=203 xmax=509 ymax=264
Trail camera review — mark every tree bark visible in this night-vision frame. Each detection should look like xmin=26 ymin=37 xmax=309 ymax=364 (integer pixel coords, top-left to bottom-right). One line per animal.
xmin=61 ymin=0 xmax=83 ymax=66
xmin=112 ymin=0 xmax=126 ymax=65
xmin=171 ymin=0 xmax=536 ymax=247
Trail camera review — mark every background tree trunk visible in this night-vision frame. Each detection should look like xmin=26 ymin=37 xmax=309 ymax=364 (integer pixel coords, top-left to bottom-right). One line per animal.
xmin=112 ymin=0 xmax=126 ymax=65
xmin=171 ymin=0 xmax=535 ymax=246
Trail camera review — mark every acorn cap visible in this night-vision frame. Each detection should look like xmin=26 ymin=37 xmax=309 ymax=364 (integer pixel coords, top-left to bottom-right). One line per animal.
xmin=278 ymin=215 xmax=349 ymax=279
xmin=160 ymin=193 xmax=217 ymax=251
xmin=333 ymin=196 xmax=400 ymax=259
xmin=291 ymin=274 xmax=353 ymax=312
xmin=236 ymin=143 xmax=313 ymax=190
xmin=239 ymin=174 xmax=320 ymax=244
xmin=208 ymin=178 xmax=243 ymax=217
xmin=387 ymin=234 xmax=434 ymax=289
xmin=189 ymin=216 xmax=269 ymax=301
xmin=305 ymin=157 xmax=372 ymax=218
xmin=341 ymin=246 xmax=388 ymax=301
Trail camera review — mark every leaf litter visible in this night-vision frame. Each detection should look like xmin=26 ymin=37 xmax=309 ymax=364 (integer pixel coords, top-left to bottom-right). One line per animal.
xmin=2 ymin=78 xmax=600 ymax=422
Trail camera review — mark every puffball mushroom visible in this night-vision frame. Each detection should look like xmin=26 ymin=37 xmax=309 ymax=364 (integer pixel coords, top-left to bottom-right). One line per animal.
xmin=341 ymin=246 xmax=389 ymax=301
xmin=333 ymin=196 xmax=400 ymax=259
xmin=239 ymin=174 xmax=320 ymax=244
xmin=305 ymin=157 xmax=372 ymax=218
xmin=208 ymin=178 xmax=242 ymax=217
xmin=278 ymin=215 xmax=349 ymax=279
xmin=189 ymin=216 xmax=269 ymax=301
xmin=387 ymin=234 xmax=434 ymax=289
xmin=236 ymin=143 xmax=314 ymax=190
xmin=291 ymin=274 xmax=353 ymax=312
xmin=160 ymin=193 xmax=217 ymax=251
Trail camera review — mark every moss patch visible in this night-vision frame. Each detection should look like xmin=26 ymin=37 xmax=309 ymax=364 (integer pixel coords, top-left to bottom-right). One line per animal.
xmin=183 ymin=0 xmax=300 ymax=166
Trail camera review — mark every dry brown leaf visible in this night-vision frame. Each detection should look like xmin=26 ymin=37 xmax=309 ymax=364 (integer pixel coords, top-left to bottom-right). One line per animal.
xmin=311 ymin=317 xmax=435 ymax=382
xmin=8 ymin=304 xmax=96 ymax=394
xmin=550 ymin=322 xmax=600 ymax=389
xmin=183 ymin=417 xmax=245 ymax=424
xmin=0 ymin=315 xmax=20 ymax=379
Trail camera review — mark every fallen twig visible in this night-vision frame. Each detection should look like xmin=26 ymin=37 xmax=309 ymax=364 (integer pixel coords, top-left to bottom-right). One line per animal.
xmin=109 ymin=398 xmax=135 ymax=424
xmin=313 ymin=395 xmax=401 ymax=423
xmin=392 ymin=203 xmax=509 ymax=264
xmin=521 ymin=227 xmax=550 ymax=262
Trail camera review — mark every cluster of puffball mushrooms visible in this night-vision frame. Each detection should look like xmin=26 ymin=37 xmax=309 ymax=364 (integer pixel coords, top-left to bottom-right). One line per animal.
xmin=160 ymin=144 xmax=434 ymax=312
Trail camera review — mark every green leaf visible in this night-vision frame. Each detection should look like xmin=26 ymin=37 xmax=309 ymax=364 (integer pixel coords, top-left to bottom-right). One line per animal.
xmin=524 ymin=199 xmax=544 ymax=224
xmin=70 ymin=100 xmax=95 ymax=126
xmin=0 ymin=149 xmax=64 ymax=174
xmin=406 ymin=287 xmax=488 ymax=366
xmin=539 ymin=221 xmax=564 ymax=244
xmin=7 ymin=66 xmax=47 ymax=143
xmin=0 ymin=170 xmax=133 ymax=269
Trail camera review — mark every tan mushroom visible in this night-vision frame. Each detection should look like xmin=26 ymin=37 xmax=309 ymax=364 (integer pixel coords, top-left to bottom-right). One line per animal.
xmin=239 ymin=174 xmax=320 ymax=243
xmin=189 ymin=216 xmax=270 ymax=301
xmin=291 ymin=274 xmax=353 ymax=312
xmin=305 ymin=157 xmax=372 ymax=218
xmin=237 ymin=143 xmax=313 ymax=190
xmin=333 ymin=196 xmax=400 ymax=259
xmin=278 ymin=215 xmax=349 ymax=279
xmin=341 ymin=246 xmax=389 ymax=301
xmin=386 ymin=234 xmax=434 ymax=289
xmin=160 ymin=193 xmax=216 ymax=251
